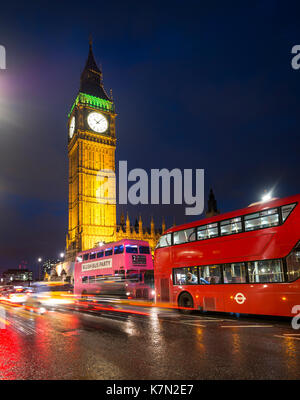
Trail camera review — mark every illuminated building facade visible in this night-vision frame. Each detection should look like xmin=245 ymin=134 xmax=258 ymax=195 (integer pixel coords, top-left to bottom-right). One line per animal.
xmin=2 ymin=269 xmax=33 ymax=285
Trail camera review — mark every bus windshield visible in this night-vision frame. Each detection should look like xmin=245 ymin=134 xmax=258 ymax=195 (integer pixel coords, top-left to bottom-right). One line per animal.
xmin=126 ymin=270 xmax=142 ymax=282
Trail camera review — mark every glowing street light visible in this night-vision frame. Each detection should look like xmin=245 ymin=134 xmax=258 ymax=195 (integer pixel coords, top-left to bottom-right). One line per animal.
xmin=262 ymin=192 xmax=272 ymax=202
xmin=60 ymin=252 xmax=65 ymax=258
xmin=38 ymin=257 xmax=42 ymax=263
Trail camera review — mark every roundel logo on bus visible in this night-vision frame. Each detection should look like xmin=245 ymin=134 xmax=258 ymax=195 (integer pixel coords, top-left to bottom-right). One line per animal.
xmin=233 ymin=293 xmax=246 ymax=304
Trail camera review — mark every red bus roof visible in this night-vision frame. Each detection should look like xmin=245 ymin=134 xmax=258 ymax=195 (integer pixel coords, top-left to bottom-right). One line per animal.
xmin=165 ymin=194 xmax=300 ymax=234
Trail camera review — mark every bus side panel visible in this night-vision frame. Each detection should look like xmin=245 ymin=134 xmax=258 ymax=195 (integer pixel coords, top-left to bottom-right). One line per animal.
xmin=172 ymin=233 xmax=275 ymax=267
xmin=154 ymin=248 xmax=172 ymax=304
xmin=222 ymin=281 xmax=300 ymax=317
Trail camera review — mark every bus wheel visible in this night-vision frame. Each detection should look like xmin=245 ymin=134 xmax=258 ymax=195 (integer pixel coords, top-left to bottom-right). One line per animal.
xmin=178 ymin=292 xmax=194 ymax=314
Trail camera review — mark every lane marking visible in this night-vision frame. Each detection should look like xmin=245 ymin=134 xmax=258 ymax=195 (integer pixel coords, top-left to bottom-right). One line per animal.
xmin=158 ymin=319 xmax=205 ymax=327
xmin=283 ymin=333 xmax=300 ymax=336
xmin=274 ymin=335 xmax=300 ymax=341
xmin=221 ymin=325 xmax=273 ymax=328
xmin=184 ymin=319 xmax=224 ymax=322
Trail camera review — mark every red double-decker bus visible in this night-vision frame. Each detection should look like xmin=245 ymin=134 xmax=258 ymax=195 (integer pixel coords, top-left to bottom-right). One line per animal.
xmin=154 ymin=194 xmax=300 ymax=317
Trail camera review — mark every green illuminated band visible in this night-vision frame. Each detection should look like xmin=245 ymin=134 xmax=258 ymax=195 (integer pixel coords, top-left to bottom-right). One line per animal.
xmin=68 ymin=92 xmax=115 ymax=117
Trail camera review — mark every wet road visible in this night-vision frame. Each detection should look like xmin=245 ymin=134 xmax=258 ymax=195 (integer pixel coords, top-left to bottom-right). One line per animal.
xmin=0 ymin=302 xmax=299 ymax=380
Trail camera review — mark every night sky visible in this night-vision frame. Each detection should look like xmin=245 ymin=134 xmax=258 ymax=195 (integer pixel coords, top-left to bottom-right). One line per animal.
xmin=1 ymin=1 xmax=300 ymax=273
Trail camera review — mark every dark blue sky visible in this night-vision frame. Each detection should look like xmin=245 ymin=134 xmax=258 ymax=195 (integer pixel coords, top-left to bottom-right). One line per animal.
xmin=0 ymin=0 xmax=300 ymax=271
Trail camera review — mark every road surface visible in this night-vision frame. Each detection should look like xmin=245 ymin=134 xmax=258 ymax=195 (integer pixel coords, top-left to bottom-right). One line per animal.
xmin=0 ymin=301 xmax=299 ymax=380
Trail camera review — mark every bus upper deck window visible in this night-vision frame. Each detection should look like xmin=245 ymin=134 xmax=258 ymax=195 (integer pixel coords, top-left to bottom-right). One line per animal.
xmin=281 ymin=203 xmax=296 ymax=222
xmin=156 ymin=233 xmax=172 ymax=248
xmin=126 ymin=245 xmax=138 ymax=254
xmin=220 ymin=217 xmax=242 ymax=236
xmin=90 ymin=252 xmax=96 ymax=260
xmin=197 ymin=223 xmax=218 ymax=241
xmin=114 ymin=245 xmax=124 ymax=254
xmin=139 ymin=246 xmax=150 ymax=254
xmin=105 ymin=248 xmax=113 ymax=256
xmin=97 ymin=251 xmax=104 ymax=258
xmin=83 ymin=254 xmax=89 ymax=261
xmin=286 ymin=241 xmax=300 ymax=282
xmin=245 ymin=208 xmax=279 ymax=231
xmin=76 ymin=256 xmax=82 ymax=262
xmin=173 ymin=228 xmax=195 ymax=245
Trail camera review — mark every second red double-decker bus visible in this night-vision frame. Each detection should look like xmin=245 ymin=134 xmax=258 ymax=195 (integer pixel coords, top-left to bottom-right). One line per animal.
xmin=154 ymin=194 xmax=300 ymax=317
xmin=74 ymin=239 xmax=155 ymax=300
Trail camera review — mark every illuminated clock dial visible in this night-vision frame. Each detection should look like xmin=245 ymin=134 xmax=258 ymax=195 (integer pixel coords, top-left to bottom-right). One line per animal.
xmin=87 ymin=112 xmax=108 ymax=133
xmin=69 ymin=116 xmax=75 ymax=138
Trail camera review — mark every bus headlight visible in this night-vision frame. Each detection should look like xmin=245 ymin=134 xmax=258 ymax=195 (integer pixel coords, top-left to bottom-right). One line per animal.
xmin=126 ymin=292 xmax=130 ymax=296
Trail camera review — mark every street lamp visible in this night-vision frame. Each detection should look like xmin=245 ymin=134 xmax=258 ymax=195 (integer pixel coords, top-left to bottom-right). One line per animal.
xmin=60 ymin=252 xmax=65 ymax=258
xmin=262 ymin=192 xmax=272 ymax=202
xmin=37 ymin=257 xmax=42 ymax=281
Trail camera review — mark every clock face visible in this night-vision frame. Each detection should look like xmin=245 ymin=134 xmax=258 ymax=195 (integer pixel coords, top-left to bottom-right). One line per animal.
xmin=69 ymin=116 xmax=75 ymax=138
xmin=87 ymin=112 xmax=108 ymax=133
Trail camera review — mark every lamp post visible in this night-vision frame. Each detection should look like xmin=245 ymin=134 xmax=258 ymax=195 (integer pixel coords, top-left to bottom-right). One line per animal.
xmin=37 ymin=258 xmax=42 ymax=281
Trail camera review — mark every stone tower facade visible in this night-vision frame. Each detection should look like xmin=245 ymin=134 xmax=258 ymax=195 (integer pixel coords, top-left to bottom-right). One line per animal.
xmin=66 ymin=43 xmax=163 ymax=261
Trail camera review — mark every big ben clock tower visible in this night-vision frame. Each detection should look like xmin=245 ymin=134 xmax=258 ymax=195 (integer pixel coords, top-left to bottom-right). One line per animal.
xmin=66 ymin=41 xmax=117 ymax=261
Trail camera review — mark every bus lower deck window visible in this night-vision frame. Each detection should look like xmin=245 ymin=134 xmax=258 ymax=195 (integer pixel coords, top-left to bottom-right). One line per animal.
xmin=174 ymin=267 xmax=198 ymax=285
xmin=82 ymin=276 xmax=88 ymax=283
xmin=199 ymin=265 xmax=221 ymax=284
xmin=223 ymin=263 xmax=246 ymax=283
xmin=247 ymin=259 xmax=284 ymax=283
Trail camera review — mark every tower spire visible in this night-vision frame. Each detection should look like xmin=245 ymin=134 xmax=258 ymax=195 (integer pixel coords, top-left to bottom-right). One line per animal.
xmin=80 ymin=40 xmax=110 ymax=100
xmin=206 ymin=188 xmax=220 ymax=218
